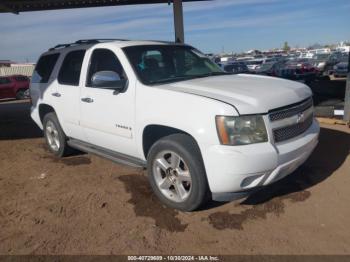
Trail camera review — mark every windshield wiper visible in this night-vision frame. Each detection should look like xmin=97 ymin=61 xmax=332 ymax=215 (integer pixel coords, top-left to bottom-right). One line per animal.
xmin=190 ymin=72 xmax=231 ymax=79
xmin=148 ymin=72 xmax=230 ymax=85
xmin=148 ymin=76 xmax=195 ymax=85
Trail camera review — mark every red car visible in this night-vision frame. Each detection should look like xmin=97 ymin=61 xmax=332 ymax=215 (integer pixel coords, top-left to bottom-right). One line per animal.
xmin=0 ymin=75 xmax=30 ymax=100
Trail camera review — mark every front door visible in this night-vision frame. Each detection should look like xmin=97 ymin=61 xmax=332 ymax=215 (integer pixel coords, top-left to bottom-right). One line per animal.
xmin=80 ymin=48 xmax=136 ymax=157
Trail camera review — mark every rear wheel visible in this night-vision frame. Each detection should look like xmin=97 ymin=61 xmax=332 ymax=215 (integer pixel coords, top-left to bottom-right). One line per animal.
xmin=147 ymin=134 xmax=210 ymax=211
xmin=43 ymin=112 xmax=72 ymax=157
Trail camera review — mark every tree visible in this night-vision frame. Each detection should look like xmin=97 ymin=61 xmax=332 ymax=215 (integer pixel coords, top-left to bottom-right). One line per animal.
xmin=283 ymin=41 xmax=290 ymax=51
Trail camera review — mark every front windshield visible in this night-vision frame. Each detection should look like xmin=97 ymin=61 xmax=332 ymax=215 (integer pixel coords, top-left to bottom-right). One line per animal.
xmin=259 ymin=63 xmax=274 ymax=70
xmin=123 ymin=45 xmax=226 ymax=85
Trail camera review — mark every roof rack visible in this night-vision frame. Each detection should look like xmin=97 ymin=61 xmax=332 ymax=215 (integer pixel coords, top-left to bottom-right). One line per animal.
xmin=75 ymin=39 xmax=129 ymax=44
xmin=48 ymin=39 xmax=129 ymax=51
xmin=143 ymin=40 xmax=178 ymax=44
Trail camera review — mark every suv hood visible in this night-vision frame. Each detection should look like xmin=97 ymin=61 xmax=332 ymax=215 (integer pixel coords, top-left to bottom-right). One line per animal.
xmin=162 ymin=74 xmax=312 ymax=115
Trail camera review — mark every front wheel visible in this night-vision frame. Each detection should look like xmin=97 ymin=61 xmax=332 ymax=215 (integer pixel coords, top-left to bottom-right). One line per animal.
xmin=147 ymin=134 xmax=210 ymax=211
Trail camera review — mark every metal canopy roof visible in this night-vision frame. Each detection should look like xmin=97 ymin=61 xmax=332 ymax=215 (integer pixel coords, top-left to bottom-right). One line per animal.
xmin=0 ymin=0 xmax=206 ymax=14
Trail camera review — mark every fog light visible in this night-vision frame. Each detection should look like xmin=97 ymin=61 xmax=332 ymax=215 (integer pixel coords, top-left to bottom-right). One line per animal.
xmin=240 ymin=172 xmax=269 ymax=189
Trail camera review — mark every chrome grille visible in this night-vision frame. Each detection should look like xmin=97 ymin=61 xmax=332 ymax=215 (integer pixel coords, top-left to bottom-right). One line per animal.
xmin=269 ymin=97 xmax=314 ymax=143
xmin=269 ymin=97 xmax=313 ymax=122
xmin=272 ymin=113 xmax=313 ymax=143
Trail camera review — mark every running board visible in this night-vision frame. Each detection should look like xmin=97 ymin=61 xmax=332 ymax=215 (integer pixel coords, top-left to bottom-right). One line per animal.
xmin=67 ymin=139 xmax=146 ymax=168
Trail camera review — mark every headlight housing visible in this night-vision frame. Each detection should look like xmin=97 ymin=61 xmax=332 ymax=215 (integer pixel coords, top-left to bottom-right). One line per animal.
xmin=216 ymin=115 xmax=268 ymax=145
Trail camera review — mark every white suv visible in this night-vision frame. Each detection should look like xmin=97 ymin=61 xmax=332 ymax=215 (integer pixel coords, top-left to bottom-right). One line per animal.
xmin=30 ymin=39 xmax=320 ymax=211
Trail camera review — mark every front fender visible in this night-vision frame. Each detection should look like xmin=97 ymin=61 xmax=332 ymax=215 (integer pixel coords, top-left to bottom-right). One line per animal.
xmin=135 ymin=84 xmax=237 ymax=161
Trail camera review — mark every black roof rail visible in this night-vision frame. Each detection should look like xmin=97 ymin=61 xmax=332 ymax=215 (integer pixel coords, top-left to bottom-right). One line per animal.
xmin=143 ymin=40 xmax=176 ymax=44
xmin=48 ymin=43 xmax=73 ymax=51
xmin=75 ymin=39 xmax=129 ymax=44
xmin=48 ymin=39 xmax=129 ymax=51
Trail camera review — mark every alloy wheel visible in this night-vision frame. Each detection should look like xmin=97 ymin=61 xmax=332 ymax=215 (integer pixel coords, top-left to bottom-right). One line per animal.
xmin=152 ymin=150 xmax=192 ymax=203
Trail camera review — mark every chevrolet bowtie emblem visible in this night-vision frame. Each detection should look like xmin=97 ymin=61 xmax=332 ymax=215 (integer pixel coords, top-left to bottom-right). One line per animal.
xmin=296 ymin=112 xmax=305 ymax=123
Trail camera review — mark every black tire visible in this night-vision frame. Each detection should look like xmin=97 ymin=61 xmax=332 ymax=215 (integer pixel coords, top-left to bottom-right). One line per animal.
xmin=42 ymin=112 xmax=72 ymax=157
xmin=147 ymin=134 xmax=210 ymax=211
xmin=15 ymin=90 xmax=26 ymax=100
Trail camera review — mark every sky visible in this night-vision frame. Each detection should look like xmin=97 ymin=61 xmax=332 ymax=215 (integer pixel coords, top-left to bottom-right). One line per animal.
xmin=0 ymin=0 xmax=349 ymax=62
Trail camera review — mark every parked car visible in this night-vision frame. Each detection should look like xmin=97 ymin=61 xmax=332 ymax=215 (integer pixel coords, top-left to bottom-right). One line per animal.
xmin=311 ymin=53 xmax=343 ymax=75
xmin=333 ymin=62 xmax=348 ymax=78
xmin=255 ymin=61 xmax=286 ymax=76
xmin=282 ymin=60 xmax=316 ymax=83
xmin=244 ymin=59 xmax=264 ymax=71
xmin=30 ymin=39 xmax=319 ymax=211
xmin=244 ymin=58 xmax=278 ymax=72
xmin=0 ymin=75 xmax=30 ymax=100
xmin=218 ymin=62 xmax=249 ymax=74
xmin=256 ymin=60 xmax=316 ymax=83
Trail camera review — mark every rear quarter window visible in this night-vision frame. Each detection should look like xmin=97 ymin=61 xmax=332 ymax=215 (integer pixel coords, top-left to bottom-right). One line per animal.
xmin=32 ymin=53 xmax=60 ymax=83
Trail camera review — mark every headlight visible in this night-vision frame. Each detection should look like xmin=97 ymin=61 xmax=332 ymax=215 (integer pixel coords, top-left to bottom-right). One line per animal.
xmin=216 ymin=115 xmax=268 ymax=145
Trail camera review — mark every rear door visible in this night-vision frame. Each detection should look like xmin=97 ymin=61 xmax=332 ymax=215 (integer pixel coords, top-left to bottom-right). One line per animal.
xmin=55 ymin=49 xmax=87 ymax=140
xmin=14 ymin=76 xmax=30 ymax=90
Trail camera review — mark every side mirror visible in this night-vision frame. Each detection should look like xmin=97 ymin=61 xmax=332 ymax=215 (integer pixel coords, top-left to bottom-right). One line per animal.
xmin=91 ymin=71 xmax=127 ymax=92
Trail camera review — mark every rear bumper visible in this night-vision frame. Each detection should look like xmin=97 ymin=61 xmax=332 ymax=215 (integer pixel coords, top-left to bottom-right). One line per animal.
xmin=203 ymin=119 xmax=320 ymax=200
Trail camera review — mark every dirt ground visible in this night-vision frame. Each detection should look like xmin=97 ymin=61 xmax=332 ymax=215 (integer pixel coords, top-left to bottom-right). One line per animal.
xmin=0 ymin=100 xmax=349 ymax=255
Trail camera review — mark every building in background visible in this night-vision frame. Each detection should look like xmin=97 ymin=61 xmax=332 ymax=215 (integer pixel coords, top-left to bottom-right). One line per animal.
xmin=0 ymin=60 xmax=35 ymax=77
xmin=0 ymin=60 xmax=13 ymax=67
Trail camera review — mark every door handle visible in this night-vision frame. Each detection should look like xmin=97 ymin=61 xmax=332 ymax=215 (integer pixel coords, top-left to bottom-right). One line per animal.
xmin=51 ymin=92 xmax=61 ymax=97
xmin=81 ymin=97 xmax=94 ymax=103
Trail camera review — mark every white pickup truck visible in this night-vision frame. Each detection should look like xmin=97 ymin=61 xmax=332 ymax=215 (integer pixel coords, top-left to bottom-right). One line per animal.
xmin=30 ymin=39 xmax=320 ymax=211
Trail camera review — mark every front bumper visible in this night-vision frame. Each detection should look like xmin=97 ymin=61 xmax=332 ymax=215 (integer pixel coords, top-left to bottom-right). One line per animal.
xmin=203 ymin=119 xmax=320 ymax=201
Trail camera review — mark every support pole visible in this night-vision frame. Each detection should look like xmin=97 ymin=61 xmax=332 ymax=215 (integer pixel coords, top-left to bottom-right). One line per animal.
xmin=344 ymin=51 xmax=350 ymax=122
xmin=173 ymin=0 xmax=184 ymax=43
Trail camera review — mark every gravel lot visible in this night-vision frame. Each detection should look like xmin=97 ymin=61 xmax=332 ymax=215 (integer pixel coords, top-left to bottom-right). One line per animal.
xmin=0 ymin=100 xmax=349 ymax=255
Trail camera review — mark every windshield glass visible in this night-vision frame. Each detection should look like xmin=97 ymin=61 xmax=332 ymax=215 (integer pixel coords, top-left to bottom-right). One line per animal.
xmin=259 ymin=63 xmax=274 ymax=70
xmin=245 ymin=60 xmax=263 ymax=65
xmin=123 ymin=45 xmax=226 ymax=85
xmin=314 ymin=54 xmax=329 ymax=60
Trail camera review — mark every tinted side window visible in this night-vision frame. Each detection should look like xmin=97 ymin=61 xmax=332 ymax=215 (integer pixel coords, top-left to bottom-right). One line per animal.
xmin=87 ymin=49 xmax=126 ymax=87
xmin=0 ymin=77 xmax=11 ymax=84
xmin=15 ymin=76 xmax=28 ymax=82
xmin=58 ymin=50 xmax=86 ymax=86
xmin=32 ymin=53 xmax=60 ymax=83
